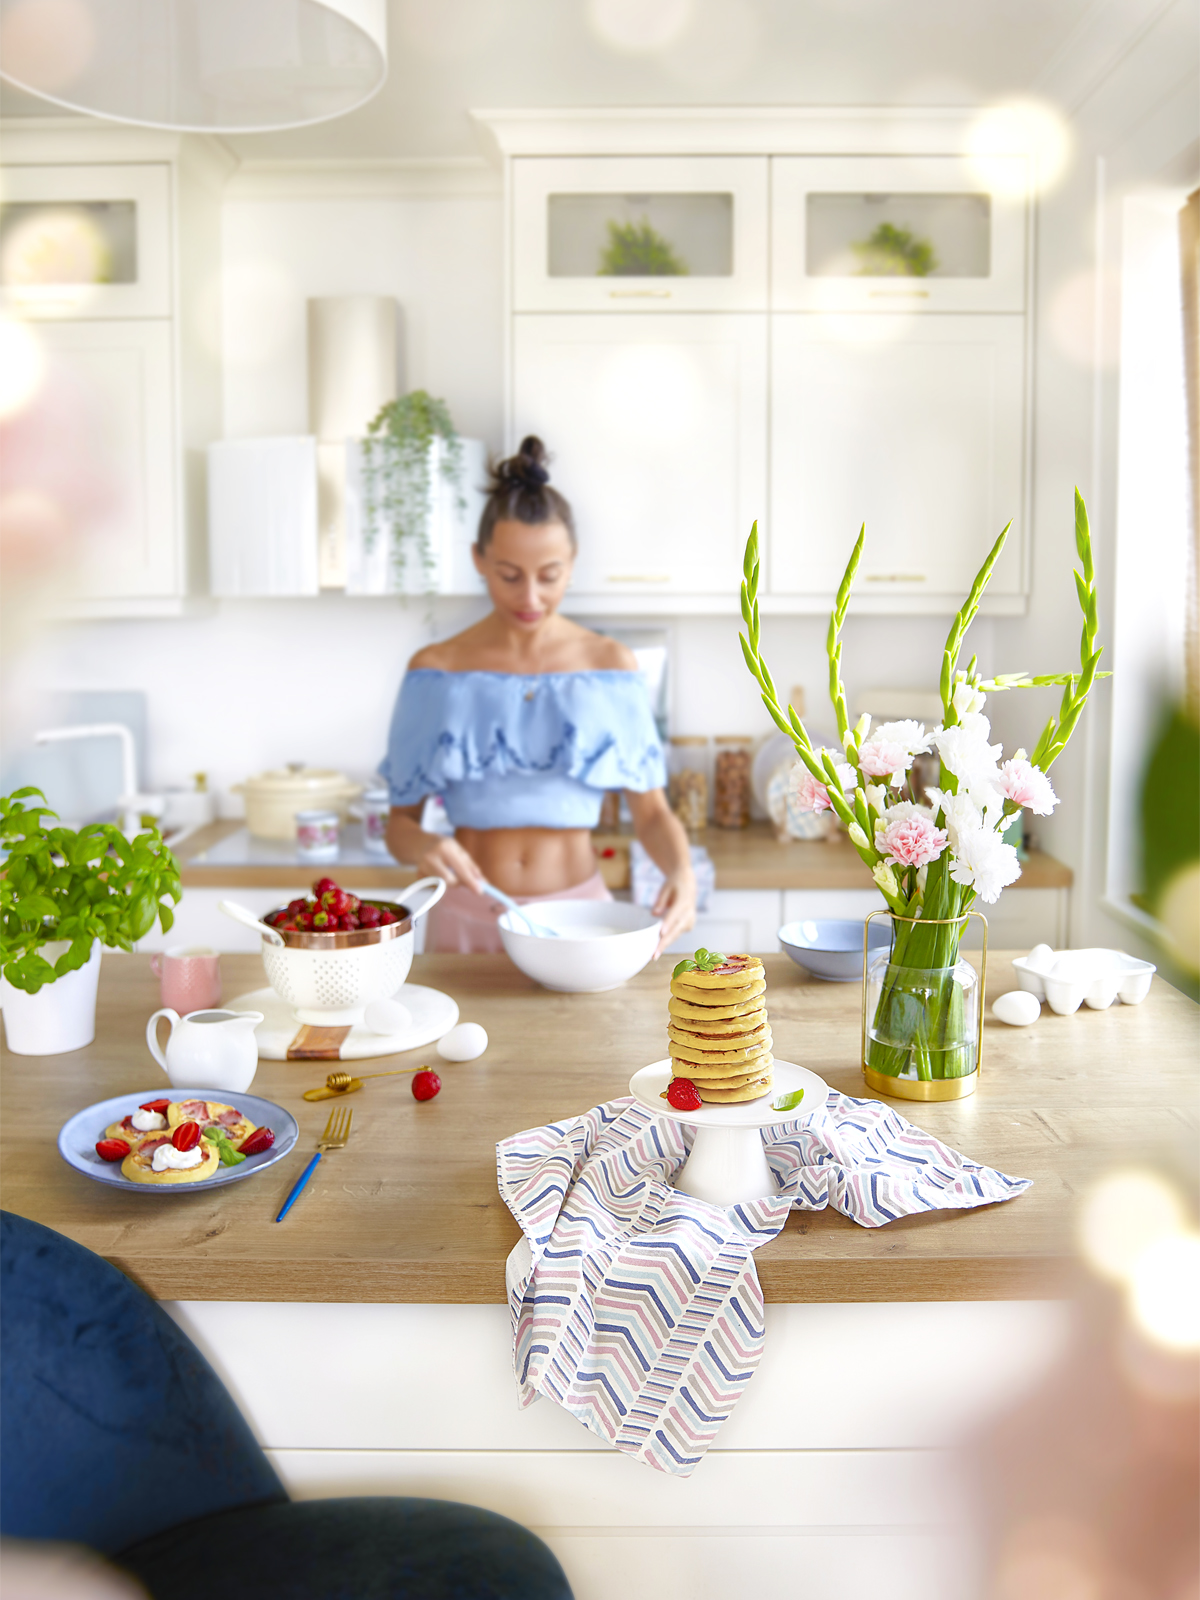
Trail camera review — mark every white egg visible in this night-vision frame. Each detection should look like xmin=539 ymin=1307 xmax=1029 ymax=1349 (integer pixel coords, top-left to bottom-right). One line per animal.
xmin=992 ymin=990 xmax=1042 ymax=1026
xmin=437 ymin=1022 xmax=488 ymax=1062
xmin=363 ymin=998 xmax=413 ymax=1036
xmin=1024 ymin=943 xmax=1057 ymax=974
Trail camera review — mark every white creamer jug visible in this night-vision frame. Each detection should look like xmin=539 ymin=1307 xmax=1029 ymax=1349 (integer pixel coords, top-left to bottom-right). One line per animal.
xmin=146 ymin=1008 xmax=263 ymax=1093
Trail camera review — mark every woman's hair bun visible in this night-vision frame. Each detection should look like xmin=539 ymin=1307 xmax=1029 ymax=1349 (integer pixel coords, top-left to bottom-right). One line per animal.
xmin=498 ymin=435 xmax=550 ymax=490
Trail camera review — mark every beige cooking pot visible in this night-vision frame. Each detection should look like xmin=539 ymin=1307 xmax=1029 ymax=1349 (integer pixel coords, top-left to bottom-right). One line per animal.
xmin=233 ymin=764 xmax=362 ymax=840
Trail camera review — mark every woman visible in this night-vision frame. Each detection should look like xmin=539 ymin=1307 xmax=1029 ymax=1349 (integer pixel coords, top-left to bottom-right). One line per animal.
xmin=381 ymin=437 xmax=696 ymax=955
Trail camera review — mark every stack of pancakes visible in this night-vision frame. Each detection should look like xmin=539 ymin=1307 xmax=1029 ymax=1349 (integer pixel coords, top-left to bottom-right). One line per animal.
xmin=667 ymin=954 xmax=773 ymax=1103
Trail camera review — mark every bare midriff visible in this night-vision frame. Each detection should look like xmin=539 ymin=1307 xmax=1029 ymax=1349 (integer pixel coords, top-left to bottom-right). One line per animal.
xmin=455 ymin=826 xmax=598 ymax=897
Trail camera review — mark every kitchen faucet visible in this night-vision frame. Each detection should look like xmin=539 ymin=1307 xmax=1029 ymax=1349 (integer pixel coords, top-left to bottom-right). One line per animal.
xmin=33 ymin=723 xmax=160 ymax=836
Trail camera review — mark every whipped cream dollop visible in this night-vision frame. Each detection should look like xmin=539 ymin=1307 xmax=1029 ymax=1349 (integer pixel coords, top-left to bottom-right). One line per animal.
xmin=132 ymin=1108 xmax=167 ymax=1131
xmin=151 ymin=1143 xmax=203 ymax=1172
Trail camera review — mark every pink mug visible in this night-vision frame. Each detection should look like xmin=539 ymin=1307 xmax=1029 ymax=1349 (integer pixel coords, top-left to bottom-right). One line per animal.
xmin=149 ymin=945 xmax=222 ymax=1015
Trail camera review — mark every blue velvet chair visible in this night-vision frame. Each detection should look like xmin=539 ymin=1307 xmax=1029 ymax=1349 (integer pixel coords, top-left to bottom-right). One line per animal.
xmin=1 ymin=1212 xmax=572 ymax=1599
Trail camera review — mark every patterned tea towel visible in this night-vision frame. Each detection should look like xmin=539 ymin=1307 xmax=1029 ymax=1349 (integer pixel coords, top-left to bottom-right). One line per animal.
xmin=497 ymin=1093 xmax=1030 ymax=1477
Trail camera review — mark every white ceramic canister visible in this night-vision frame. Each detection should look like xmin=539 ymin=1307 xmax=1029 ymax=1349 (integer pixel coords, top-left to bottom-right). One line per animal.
xmin=146 ymin=1007 xmax=264 ymax=1093
xmin=361 ymin=786 xmax=391 ymax=854
xmin=0 ymin=939 xmax=102 ymax=1055
xmin=296 ymin=808 xmax=339 ymax=862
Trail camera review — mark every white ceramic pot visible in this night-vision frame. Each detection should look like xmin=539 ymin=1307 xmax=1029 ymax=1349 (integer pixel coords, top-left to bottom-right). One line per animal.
xmin=0 ymin=939 xmax=102 ymax=1055
xmin=258 ymin=878 xmax=446 ymax=1025
xmin=233 ymin=764 xmax=361 ymax=840
xmin=498 ymin=901 xmax=661 ymax=992
xmin=146 ymin=1007 xmax=264 ymax=1092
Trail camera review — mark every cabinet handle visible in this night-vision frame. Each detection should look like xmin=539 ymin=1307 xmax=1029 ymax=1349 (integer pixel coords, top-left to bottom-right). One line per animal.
xmin=867 ymin=289 xmax=930 ymax=298
xmin=608 ymin=289 xmax=672 ymax=298
xmin=866 ymin=573 xmax=926 ymax=583
xmin=607 ymin=573 xmax=671 ymax=583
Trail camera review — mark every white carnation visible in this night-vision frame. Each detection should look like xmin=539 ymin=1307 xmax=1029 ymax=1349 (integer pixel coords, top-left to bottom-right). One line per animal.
xmin=947 ymin=826 xmax=1022 ymax=903
xmin=931 ymin=713 xmax=1004 ymax=811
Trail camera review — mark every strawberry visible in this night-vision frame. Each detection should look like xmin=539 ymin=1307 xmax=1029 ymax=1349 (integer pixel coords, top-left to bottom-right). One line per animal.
xmin=171 ymin=1120 xmax=201 ymax=1152
xmin=239 ymin=1127 xmax=275 ymax=1156
xmin=313 ymin=877 xmax=338 ymax=897
xmin=296 ymin=912 xmax=313 ymax=930
xmin=666 ymin=1078 xmax=703 ymax=1112
xmin=95 ymin=1138 xmax=131 ymax=1162
xmin=311 ymin=910 xmax=331 ymax=930
xmin=139 ymin=1098 xmax=170 ymax=1115
xmin=358 ymin=904 xmax=382 ymax=928
xmin=345 ymin=894 xmax=360 ymax=914
xmin=287 ymin=897 xmax=309 ymax=916
xmin=411 ymin=1068 xmax=441 ymax=1101
xmin=379 ymin=909 xmax=398 ymax=926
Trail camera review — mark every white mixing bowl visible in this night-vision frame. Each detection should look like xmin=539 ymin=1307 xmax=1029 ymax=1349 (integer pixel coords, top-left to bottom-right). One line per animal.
xmin=498 ymin=901 xmax=661 ymax=992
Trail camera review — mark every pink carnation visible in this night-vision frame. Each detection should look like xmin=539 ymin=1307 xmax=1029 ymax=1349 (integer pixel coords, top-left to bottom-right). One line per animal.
xmin=999 ymin=758 xmax=1058 ymax=816
xmin=791 ymin=768 xmax=835 ymax=813
xmin=878 ymin=811 xmax=948 ymax=870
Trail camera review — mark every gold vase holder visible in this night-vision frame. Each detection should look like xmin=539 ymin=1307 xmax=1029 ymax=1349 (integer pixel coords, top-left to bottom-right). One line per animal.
xmin=860 ymin=909 xmax=989 ymax=1103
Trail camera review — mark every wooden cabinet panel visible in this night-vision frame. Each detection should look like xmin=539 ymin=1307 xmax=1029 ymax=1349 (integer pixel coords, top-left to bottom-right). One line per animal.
xmin=769 ymin=314 xmax=1026 ymax=603
xmin=513 ymin=156 xmax=768 ymax=312
xmin=513 ymin=313 xmax=767 ymax=603
xmin=37 ymin=319 xmax=179 ymax=601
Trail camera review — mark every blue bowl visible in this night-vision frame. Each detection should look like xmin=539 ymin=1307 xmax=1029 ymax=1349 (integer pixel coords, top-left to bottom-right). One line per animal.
xmin=778 ymin=918 xmax=891 ymax=982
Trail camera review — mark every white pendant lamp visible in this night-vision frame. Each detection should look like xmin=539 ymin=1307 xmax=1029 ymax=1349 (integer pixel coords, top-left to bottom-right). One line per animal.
xmin=0 ymin=0 xmax=387 ymax=133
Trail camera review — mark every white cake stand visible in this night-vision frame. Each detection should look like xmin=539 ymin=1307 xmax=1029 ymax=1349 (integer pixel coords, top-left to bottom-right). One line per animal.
xmin=628 ymin=1058 xmax=829 ymax=1208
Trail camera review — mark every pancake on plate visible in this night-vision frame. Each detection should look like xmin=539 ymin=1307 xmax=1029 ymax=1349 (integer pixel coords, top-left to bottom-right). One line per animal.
xmin=121 ymin=1133 xmax=222 ymax=1185
xmin=167 ymin=1099 xmax=256 ymax=1145
xmin=104 ymin=1108 xmax=170 ymax=1143
xmin=664 ymin=952 xmax=774 ymax=1104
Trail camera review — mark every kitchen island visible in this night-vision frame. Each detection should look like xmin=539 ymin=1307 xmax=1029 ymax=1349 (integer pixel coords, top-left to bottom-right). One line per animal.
xmin=4 ymin=953 xmax=1192 ymax=1600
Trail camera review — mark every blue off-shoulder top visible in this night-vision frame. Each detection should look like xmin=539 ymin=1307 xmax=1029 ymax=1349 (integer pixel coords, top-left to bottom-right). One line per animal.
xmin=379 ymin=668 xmax=667 ymax=830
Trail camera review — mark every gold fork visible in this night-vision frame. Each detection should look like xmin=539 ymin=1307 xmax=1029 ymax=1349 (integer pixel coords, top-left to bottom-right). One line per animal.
xmin=274 ymin=1105 xmax=353 ymax=1221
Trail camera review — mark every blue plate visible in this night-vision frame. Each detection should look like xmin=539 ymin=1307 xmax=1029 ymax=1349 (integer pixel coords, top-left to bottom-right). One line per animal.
xmin=58 ymin=1090 xmax=300 ymax=1193
xmin=778 ymin=918 xmax=892 ymax=982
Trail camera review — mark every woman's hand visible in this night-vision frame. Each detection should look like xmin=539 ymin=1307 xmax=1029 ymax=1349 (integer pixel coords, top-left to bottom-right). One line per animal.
xmin=652 ymin=868 xmax=697 ymax=957
xmin=386 ymin=807 xmax=485 ymax=893
xmin=625 ymin=788 xmax=698 ymax=958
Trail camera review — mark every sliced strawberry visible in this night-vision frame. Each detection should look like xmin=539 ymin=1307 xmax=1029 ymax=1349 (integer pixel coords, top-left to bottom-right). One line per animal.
xmin=239 ymin=1127 xmax=275 ymax=1156
xmin=172 ymin=1120 xmax=201 ymax=1152
xmin=139 ymin=1098 xmax=171 ymax=1115
xmin=95 ymin=1138 xmax=131 ymax=1162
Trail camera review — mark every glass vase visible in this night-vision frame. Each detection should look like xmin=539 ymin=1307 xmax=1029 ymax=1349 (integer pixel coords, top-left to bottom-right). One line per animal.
xmin=860 ymin=911 xmax=988 ymax=1102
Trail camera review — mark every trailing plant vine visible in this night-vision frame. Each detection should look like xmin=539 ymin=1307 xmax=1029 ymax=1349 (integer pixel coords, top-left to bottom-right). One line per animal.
xmin=361 ymin=391 xmax=465 ymax=593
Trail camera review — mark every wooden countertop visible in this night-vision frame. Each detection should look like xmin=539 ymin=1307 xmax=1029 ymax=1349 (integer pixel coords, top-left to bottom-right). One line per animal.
xmin=4 ymin=952 xmax=1190 ymax=1306
xmin=176 ymin=820 xmax=1073 ymax=892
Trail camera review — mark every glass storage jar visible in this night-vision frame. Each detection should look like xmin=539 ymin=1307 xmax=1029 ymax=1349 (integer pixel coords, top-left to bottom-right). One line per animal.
xmin=713 ymin=736 xmax=753 ymax=829
xmin=668 ymin=736 xmax=710 ymax=833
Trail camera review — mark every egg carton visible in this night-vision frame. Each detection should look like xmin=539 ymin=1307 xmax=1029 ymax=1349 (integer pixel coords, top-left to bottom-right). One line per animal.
xmin=1011 ymin=945 xmax=1156 ymax=1016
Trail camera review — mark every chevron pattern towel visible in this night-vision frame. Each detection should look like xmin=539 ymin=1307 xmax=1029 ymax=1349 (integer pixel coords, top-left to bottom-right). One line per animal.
xmin=497 ymin=1092 xmax=1030 ymax=1476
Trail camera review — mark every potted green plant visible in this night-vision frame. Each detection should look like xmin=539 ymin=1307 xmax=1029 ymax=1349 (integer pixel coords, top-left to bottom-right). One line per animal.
xmin=0 ymin=787 xmax=181 ymax=1055
xmin=360 ymin=390 xmax=465 ymax=591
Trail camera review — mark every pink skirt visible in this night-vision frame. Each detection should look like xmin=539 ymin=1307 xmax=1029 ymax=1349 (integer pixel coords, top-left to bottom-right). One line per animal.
xmin=425 ymin=871 xmax=613 ymax=955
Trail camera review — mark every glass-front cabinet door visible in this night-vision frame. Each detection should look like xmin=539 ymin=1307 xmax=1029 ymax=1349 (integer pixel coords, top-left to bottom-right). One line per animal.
xmin=512 ymin=156 xmax=768 ymax=312
xmin=0 ymin=164 xmax=171 ymax=319
xmin=771 ymin=156 xmax=1028 ymax=312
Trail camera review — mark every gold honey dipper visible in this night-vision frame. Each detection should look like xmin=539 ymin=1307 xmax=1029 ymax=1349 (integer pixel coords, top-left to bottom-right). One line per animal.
xmin=303 ymin=1065 xmax=431 ymax=1101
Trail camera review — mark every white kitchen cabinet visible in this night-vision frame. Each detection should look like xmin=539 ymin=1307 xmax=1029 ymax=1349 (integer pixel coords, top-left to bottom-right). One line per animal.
xmin=0 ymin=162 xmax=172 ymax=320
xmin=513 ymin=313 xmax=767 ymax=608
xmin=36 ymin=319 xmax=181 ymax=604
xmin=661 ymin=889 xmax=784 ymax=955
xmin=512 ymin=156 xmax=768 ymax=313
xmin=771 ymin=156 xmax=1029 ymax=314
xmin=769 ymin=313 xmax=1026 ymax=605
xmin=4 ymin=126 xmax=229 ymax=618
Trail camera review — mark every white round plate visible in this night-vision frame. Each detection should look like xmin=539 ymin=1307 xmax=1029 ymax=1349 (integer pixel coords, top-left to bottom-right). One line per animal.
xmin=58 ymin=1090 xmax=299 ymax=1194
xmin=226 ymin=983 xmax=459 ymax=1060
xmin=629 ymin=1059 xmax=829 ymax=1128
